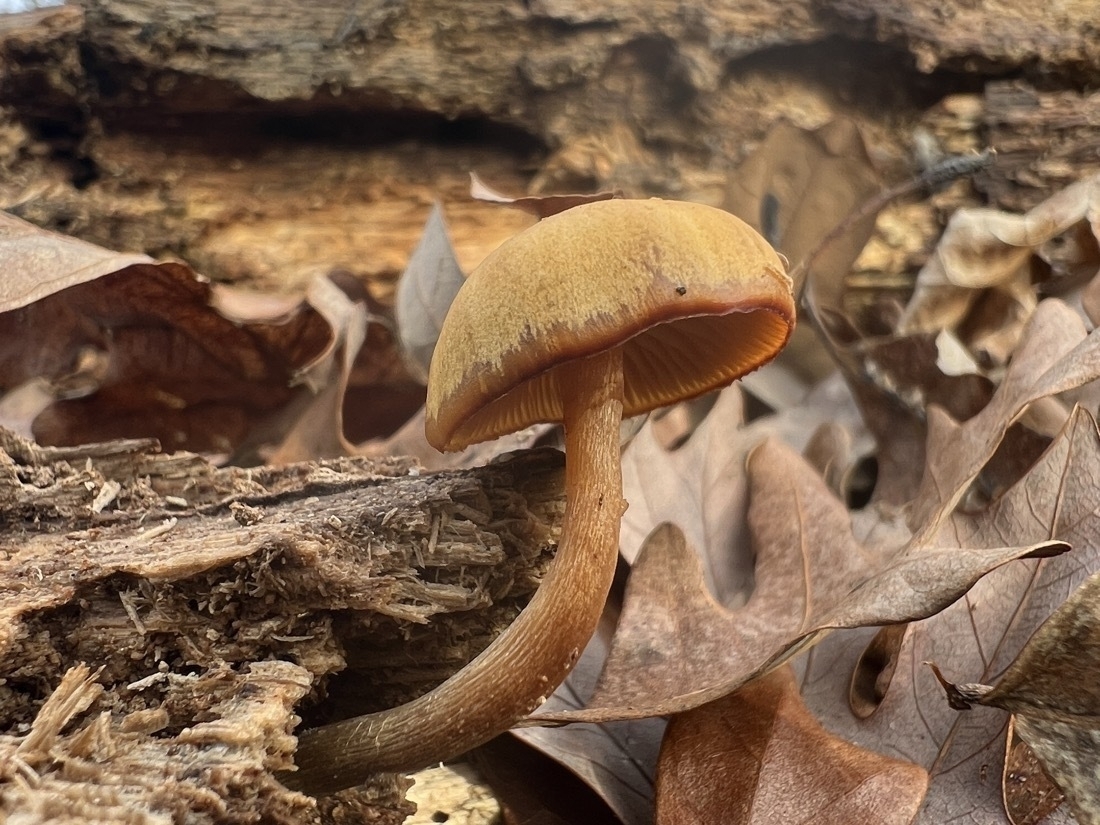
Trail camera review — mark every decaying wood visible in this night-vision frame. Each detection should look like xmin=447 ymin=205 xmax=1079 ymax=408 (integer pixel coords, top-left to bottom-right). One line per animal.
xmin=979 ymin=81 xmax=1100 ymax=213
xmin=403 ymin=764 xmax=500 ymax=825
xmin=2 ymin=1 xmax=1099 ymax=305
xmin=1 ymin=662 xmax=332 ymax=825
xmin=819 ymin=0 xmax=1100 ymax=78
xmin=1 ymin=1 xmax=1098 ymax=821
xmin=0 ymin=430 xmax=564 ymax=821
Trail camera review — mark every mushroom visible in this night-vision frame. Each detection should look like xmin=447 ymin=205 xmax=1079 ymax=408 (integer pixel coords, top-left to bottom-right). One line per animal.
xmin=284 ymin=198 xmax=795 ymax=793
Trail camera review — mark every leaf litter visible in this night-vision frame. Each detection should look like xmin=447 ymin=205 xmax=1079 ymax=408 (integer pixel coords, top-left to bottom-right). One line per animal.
xmin=655 ymin=666 xmax=928 ymax=825
xmin=0 ymin=219 xmax=333 ymax=454
xmin=518 ymin=140 xmax=1100 ymax=823
xmin=6 ymin=118 xmax=1100 ymax=825
xmin=535 ymin=440 xmax=1067 ymax=725
xmin=933 ymin=569 xmax=1100 ymax=825
xmin=800 ymin=403 xmax=1100 ymax=823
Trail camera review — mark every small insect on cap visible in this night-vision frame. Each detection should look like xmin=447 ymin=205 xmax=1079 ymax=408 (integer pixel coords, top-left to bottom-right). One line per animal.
xmin=426 ymin=198 xmax=796 ymax=452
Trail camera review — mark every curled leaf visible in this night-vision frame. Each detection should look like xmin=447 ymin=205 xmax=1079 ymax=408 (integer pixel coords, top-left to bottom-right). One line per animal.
xmin=469 ymin=172 xmax=618 ymax=218
xmin=394 ymin=203 xmax=467 ymax=382
xmin=900 ymin=173 xmax=1100 ymax=350
xmin=0 ymin=211 xmax=150 ymax=313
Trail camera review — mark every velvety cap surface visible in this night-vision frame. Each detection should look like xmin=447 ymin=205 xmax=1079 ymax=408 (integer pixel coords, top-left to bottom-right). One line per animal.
xmin=426 ymin=198 xmax=795 ymax=451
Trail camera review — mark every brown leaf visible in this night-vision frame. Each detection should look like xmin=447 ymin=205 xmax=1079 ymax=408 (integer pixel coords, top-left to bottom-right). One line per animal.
xmin=336 ymin=269 xmax=427 ymax=446
xmin=725 ymin=118 xmax=880 ymax=307
xmin=224 ymin=271 xmax=424 ymax=463
xmin=619 ymin=387 xmax=753 ymax=605
xmin=0 ymin=262 xmax=331 ymax=453
xmin=0 ymin=215 xmax=341 ymax=454
xmin=909 ymin=299 xmax=1100 ymax=538
xmin=832 ymin=327 xmax=995 ymax=507
xmin=977 ymin=570 xmax=1100 ymax=824
xmin=801 ymin=406 xmax=1100 ymax=824
xmin=655 ymin=666 xmax=928 ymax=825
xmin=469 ymin=172 xmax=618 ymax=219
xmin=0 ymin=215 xmax=428 ymax=460
xmin=394 ymin=203 xmax=467 ymax=382
xmin=266 ymin=276 xmax=367 ymax=464
xmin=899 ymin=173 xmax=1100 ymax=354
xmin=620 ymin=377 xmax=868 ymax=607
xmin=0 ymin=210 xmax=150 ymax=313
xmin=724 ymin=118 xmax=880 ymax=380
xmin=1010 ymin=716 xmax=1098 ymax=825
xmin=535 ymin=439 xmax=1066 ymax=726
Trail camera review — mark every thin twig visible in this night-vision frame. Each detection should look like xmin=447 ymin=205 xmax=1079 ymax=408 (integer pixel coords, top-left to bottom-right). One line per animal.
xmin=790 ymin=149 xmax=996 ymax=305
xmin=791 ymin=149 xmax=995 ymax=375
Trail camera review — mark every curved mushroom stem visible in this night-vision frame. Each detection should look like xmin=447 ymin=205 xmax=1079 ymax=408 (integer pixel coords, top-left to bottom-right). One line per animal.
xmin=281 ymin=348 xmax=626 ymax=794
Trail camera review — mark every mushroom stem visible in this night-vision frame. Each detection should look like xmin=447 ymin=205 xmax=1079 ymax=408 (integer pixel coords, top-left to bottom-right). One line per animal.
xmin=282 ymin=348 xmax=626 ymax=794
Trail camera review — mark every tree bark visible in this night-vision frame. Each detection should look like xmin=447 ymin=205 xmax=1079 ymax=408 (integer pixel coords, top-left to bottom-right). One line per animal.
xmin=1 ymin=2 xmax=1097 ymax=303
xmin=0 ymin=429 xmax=563 ymax=822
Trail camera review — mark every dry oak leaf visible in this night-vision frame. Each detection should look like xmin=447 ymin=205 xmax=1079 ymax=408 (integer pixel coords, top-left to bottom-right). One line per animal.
xmin=801 ymin=406 xmax=1100 ymax=824
xmin=619 ymin=386 xmax=755 ymax=606
xmin=530 ymin=304 xmax=1094 ymax=815
xmin=829 ymin=324 xmax=994 ymax=508
xmin=620 ymin=376 xmax=868 ymax=608
xmin=934 ymin=569 xmax=1100 ymax=825
xmin=724 ymin=118 xmax=880 ymax=381
xmin=535 ymin=440 xmax=1066 ymax=726
xmin=0 ymin=212 xmax=332 ymax=453
xmin=987 ymin=574 xmax=1100 ymax=825
xmin=723 ymin=117 xmax=880 ymax=308
xmin=835 ymin=297 xmax=1094 ymax=512
xmin=908 ymin=298 xmax=1100 ymax=537
xmin=899 ymin=173 xmax=1100 ymax=348
xmin=394 ymin=202 xmax=468 ymax=383
xmin=655 ymin=666 xmax=927 ymax=825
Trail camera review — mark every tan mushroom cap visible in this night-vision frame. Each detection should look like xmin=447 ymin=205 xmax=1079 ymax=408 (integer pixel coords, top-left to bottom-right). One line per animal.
xmin=426 ymin=198 xmax=795 ymax=452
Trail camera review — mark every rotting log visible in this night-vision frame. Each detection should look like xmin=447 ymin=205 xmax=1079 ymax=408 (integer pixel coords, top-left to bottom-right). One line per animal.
xmin=1 ymin=2 xmax=1099 ymax=817
xmin=3 ymin=2 xmax=1100 ymax=306
xmin=0 ymin=429 xmax=564 ymax=822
